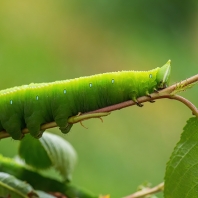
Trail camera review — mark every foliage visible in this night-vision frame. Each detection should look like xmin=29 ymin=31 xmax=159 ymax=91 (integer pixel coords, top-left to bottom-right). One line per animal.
xmin=164 ymin=117 xmax=198 ymax=198
xmin=19 ymin=133 xmax=77 ymax=181
xmin=0 ymin=133 xmax=97 ymax=198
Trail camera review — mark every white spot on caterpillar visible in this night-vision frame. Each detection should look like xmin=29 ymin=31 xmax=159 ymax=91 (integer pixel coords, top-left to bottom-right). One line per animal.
xmin=149 ymin=74 xmax=152 ymax=78
xmin=36 ymin=96 xmax=39 ymax=100
xmin=10 ymin=100 xmax=13 ymax=105
xmin=63 ymin=89 xmax=67 ymax=94
xmin=111 ymin=79 xmax=115 ymax=84
xmin=89 ymin=83 xmax=92 ymax=88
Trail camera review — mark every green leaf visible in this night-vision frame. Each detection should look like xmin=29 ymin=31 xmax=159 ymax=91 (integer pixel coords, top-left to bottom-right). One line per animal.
xmin=39 ymin=133 xmax=77 ymax=181
xmin=0 ymin=155 xmax=97 ymax=198
xmin=164 ymin=117 xmax=198 ymax=198
xmin=36 ymin=190 xmax=56 ymax=198
xmin=19 ymin=132 xmax=77 ymax=181
xmin=18 ymin=134 xmax=52 ymax=169
xmin=0 ymin=172 xmax=38 ymax=198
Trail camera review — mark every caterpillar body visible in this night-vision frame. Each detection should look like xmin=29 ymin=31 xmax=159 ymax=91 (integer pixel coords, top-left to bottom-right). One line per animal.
xmin=0 ymin=61 xmax=171 ymax=140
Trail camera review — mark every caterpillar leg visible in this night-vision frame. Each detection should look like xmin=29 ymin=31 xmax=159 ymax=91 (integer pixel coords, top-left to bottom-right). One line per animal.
xmin=5 ymin=126 xmax=24 ymax=140
xmin=1 ymin=116 xmax=24 ymax=140
xmin=26 ymin=123 xmax=45 ymax=139
xmin=25 ymin=115 xmax=46 ymax=138
xmin=129 ymin=92 xmax=143 ymax=107
xmin=153 ymin=88 xmax=159 ymax=93
xmin=54 ymin=116 xmax=73 ymax=134
xmin=136 ymin=102 xmax=143 ymax=107
xmin=59 ymin=123 xmax=73 ymax=134
xmin=146 ymin=91 xmax=155 ymax=103
xmin=132 ymin=97 xmax=143 ymax=107
xmin=9 ymin=129 xmax=24 ymax=140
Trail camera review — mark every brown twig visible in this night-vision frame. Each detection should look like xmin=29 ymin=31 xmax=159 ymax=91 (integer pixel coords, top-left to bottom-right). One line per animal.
xmin=0 ymin=74 xmax=198 ymax=139
xmin=169 ymin=95 xmax=198 ymax=116
xmin=124 ymin=182 xmax=164 ymax=198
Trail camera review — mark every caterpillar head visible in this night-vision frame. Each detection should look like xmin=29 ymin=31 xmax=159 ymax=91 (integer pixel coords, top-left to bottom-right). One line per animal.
xmin=156 ymin=60 xmax=171 ymax=90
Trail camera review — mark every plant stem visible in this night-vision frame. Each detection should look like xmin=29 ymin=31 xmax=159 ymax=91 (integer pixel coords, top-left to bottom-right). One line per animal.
xmin=124 ymin=182 xmax=164 ymax=198
xmin=168 ymin=95 xmax=198 ymax=116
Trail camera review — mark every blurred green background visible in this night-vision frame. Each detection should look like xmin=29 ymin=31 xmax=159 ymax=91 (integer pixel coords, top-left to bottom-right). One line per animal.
xmin=0 ymin=1 xmax=198 ymax=197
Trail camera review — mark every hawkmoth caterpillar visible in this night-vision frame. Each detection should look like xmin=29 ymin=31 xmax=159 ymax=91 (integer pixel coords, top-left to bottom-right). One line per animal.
xmin=0 ymin=61 xmax=171 ymax=140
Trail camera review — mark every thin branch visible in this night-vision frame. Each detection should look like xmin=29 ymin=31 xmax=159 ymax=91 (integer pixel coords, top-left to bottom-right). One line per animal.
xmin=169 ymin=95 xmax=198 ymax=116
xmin=124 ymin=182 xmax=164 ymax=198
xmin=0 ymin=74 xmax=198 ymax=139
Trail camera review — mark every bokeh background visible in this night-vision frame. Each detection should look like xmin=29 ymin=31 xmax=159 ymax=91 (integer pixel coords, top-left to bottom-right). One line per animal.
xmin=0 ymin=1 xmax=198 ymax=197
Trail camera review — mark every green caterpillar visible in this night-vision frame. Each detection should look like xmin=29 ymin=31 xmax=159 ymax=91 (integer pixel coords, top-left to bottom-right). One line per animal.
xmin=0 ymin=61 xmax=171 ymax=140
